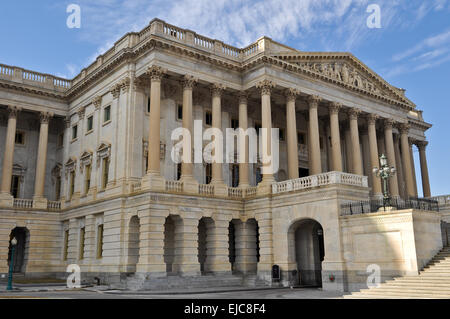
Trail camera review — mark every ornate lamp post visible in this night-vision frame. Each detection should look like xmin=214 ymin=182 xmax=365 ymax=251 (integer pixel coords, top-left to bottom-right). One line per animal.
xmin=6 ymin=237 xmax=17 ymax=291
xmin=373 ymin=154 xmax=396 ymax=210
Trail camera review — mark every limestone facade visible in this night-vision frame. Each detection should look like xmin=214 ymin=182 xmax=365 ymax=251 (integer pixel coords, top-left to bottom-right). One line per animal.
xmin=0 ymin=18 xmax=444 ymax=291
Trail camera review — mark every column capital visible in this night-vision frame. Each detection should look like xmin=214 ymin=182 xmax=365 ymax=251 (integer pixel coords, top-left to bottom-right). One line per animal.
xmin=182 ymin=74 xmax=198 ymax=89
xmin=211 ymin=83 xmax=226 ymax=98
xmin=77 ymin=107 xmax=85 ymax=120
xmin=65 ymin=116 xmax=71 ymax=128
xmin=7 ymin=106 xmax=21 ymax=119
xmin=133 ymin=76 xmax=149 ymax=92
xmin=120 ymin=77 xmax=131 ymax=93
xmin=110 ymin=83 xmax=121 ymax=99
xmin=256 ymin=79 xmax=275 ymax=95
xmin=347 ymin=107 xmax=361 ymax=120
xmin=92 ymin=95 xmax=102 ymax=109
xmin=238 ymin=91 xmax=249 ymax=104
xmin=398 ymin=122 xmax=410 ymax=135
xmin=284 ymin=88 xmax=300 ymax=102
xmin=416 ymin=140 xmax=428 ymax=150
xmin=366 ymin=113 xmax=379 ymax=125
xmin=40 ymin=111 xmax=53 ymax=124
xmin=328 ymin=102 xmax=342 ymax=114
xmin=383 ymin=118 xmax=395 ymax=129
xmin=146 ymin=65 xmax=166 ymax=82
xmin=307 ymin=95 xmax=321 ymax=108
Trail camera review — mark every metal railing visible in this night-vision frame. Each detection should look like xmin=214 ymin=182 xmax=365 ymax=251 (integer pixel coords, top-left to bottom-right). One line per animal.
xmin=341 ymin=197 xmax=440 ymax=216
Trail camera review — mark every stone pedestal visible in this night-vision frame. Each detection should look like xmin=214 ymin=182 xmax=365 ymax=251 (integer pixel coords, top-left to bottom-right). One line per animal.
xmin=142 ymin=173 xmax=165 ymax=192
xmin=0 ymin=193 xmax=13 ymax=207
xmin=32 ymin=196 xmax=48 ymax=209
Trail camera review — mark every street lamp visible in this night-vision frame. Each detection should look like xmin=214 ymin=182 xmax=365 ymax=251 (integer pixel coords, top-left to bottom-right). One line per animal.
xmin=373 ymin=154 xmax=396 ymax=210
xmin=6 ymin=237 xmax=17 ymax=291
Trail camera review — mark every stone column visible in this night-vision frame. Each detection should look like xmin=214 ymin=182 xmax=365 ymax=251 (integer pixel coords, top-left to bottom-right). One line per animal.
xmin=205 ymin=218 xmax=232 ymax=273
xmin=173 ymin=216 xmax=201 ymax=275
xmin=394 ymin=134 xmax=406 ymax=199
xmin=0 ymin=106 xmax=20 ymax=205
xmin=210 ymin=83 xmax=227 ymax=195
xmin=142 ymin=66 xmax=166 ymax=191
xmin=238 ymin=92 xmax=250 ymax=188
xmin=33 ymin=112 xmax=53 ymax=208
xmin=234 ymin=219 xmax=258 ymax=274
xmin=256 ymin=80 xmax=275 ymax=193
xmin=410 ymin=141 xmax=418 ymax=196
xmin=308 ymin=95 xmax=322 ymax=175
xmin=344 ymin=125 xmax=353 ymax=173
xmin=399 ymin=124 xmax=416 ymax=198
xmin=367 ymin=114 xmax=382 ymax=196
xmin=417 ymin=141 xmax=431 ymax=198
xmin=348 ymin=108 xmax=363 ymax=175
xmin=180 ymin=75 xmax=198 ymax=192
xmin=285 ymin=89 xmax=300 ymax=179
xmin=328 ymin=102 xmax=343 ymax=172
xmin=384 ymin=119 xmax=399 ymax=197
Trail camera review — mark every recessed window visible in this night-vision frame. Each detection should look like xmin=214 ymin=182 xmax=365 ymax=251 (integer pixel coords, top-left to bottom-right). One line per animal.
xmin=10 ymin=175 xmax=20 ymax=198
xmin=177 ymin=104 xmax=183 ymax=121
xmin=104 ymin=105 xmax=111 ymax=123
xmin=84 ymin=164 xmax=91 ymax=195
xmin=15 ymin=132 xmax=25 ymax=145
xmin=63 ymin=229 xmax=69 ymax=261
xmin=55 ymin=176 xmax=61 ymax=201
xmin=102 ymin=157 xmax=110 ymax=189
xmin=58 ymin=133 xmax=64 ymax=148
xmin=147 ymin=96 xmax=151 ymax=113
xmin=279 ymin=128 xmax=285 ymax=141
xmin=205 ymin=111 xmax=212 ymax=126
xmin=176 ymin=163 xmax=182 ymax=180
xmin=87 ymin=115 xmax=93 ymax=132
xmin=297 ymin=132 xmax=305 ymax=145
xmin=231 ymin=164 xmax=239 ymax=187
xmin=72 ymin=125 xmax=78 ymax=140
xmin=69 ymin=171 xmax=75 ymax=200
xmin=231 ymin=119 xmax=239 ymax=130
xmin=79 ymin=227 xmax=85 ymax=260
xmin=96 ymin=224 xmax=104 ymax=259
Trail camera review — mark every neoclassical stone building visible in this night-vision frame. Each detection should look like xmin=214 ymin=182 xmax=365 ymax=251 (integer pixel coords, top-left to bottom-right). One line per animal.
xmin=0 ymin=19 xmax=447 ymax=292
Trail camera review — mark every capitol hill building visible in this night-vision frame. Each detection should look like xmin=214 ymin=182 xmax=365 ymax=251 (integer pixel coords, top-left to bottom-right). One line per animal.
xmin=0 ymin=18 xmax=449 ymax=293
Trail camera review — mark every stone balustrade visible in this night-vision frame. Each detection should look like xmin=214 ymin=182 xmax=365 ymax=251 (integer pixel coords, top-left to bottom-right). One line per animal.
xmin=47 ymin=200 xmax=61 ymax=211
xmin=227 ymin=187 xmax=243 ymax=198
xmin=431 ymin=195 xmax=450 ymax=207
xmin=199 ymin=184 xmax=214 ymax=196
xmin=13 ymin=198 xmax=33 ymax=209
xmin=272 ymin=171 xmax=368 ymax=195
xmin=165 ymin=180 xmax=183 ymax=193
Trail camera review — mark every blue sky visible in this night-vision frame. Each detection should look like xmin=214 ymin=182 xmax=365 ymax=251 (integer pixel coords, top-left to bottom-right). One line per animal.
xmin=1 ymin=0 xmax=449 ymax=196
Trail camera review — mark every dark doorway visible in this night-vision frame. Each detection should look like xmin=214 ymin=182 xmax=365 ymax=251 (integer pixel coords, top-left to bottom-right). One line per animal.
xmin=298 ymin=168 xmax=309 ymax=178
xmin=8 ymin=227 xmax=29 ymax=273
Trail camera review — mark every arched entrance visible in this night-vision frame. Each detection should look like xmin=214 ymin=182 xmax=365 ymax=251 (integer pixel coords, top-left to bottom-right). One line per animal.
xmin=8 ymin=227 xmax=29 ymax=273
xmin=289 ymin=219 xmax=324 ymax=287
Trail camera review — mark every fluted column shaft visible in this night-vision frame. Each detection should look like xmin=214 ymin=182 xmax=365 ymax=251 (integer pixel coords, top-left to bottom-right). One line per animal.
xmin=34 ymin=112 xmax=52 ymax=198
xmin=367 ymin=114 xmax=382 ymax=195
xmin=329 ymin=103 xmax=343 ymax=172
xmin=285 ymin=89 xmax=299 ymax=179
xmin=238 ymin=92 xmax=250 ymax=187
xmin=399 ymin=124 xmax=415 ymax=197
xmin=417 ymin=141 xmax=431 ymax=198
xmin=308 ymin=96 xmax=322 ymax=175
xmin=384 ymin=119 xmax=399 ymax=197
xmin=348 ymin=108 xmax=363 ymax=175
xmin=181 ymin=76 xmax=197 ymax=179
xmin=0 ymin=107 xmax=19 ymax=194
xmin=147 ymin=66 xmax=165 ymax=175
xmin=211 ymin=84 xmax=225 ymax=184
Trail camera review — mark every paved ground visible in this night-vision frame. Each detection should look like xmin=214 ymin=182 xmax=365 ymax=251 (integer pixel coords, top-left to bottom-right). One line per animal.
xmin=0 ymin=284 xmax=346 ymax=299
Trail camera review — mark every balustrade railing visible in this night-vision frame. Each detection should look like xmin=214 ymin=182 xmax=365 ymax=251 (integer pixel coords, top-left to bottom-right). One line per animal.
xmin=166 ymin=180 xmax=183 ymax=193
xmin=199 ymin=184 xmax=214 ymax=196
xmin=13 ymin=198 xmax=33 ymax=209
xmin=47 ymin=201 xmax=61 ymax=211
xmin=430 ymin=195 xmax=450 ymax=207
xmin=228 ymin=187 xmax=243 ymax=198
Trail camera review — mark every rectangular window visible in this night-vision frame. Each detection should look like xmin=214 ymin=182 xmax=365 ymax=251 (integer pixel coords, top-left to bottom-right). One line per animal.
xmin=55 ymin=176 xmax=61 ymax=201
xmin=232 ymin=164 xmax=239 ymax=188
xmin=104 ymin=105 xmax=111 ymax=123
xmin=298 ymin=132 xmax=305 ymax=145
xmin=205 ymin=163 xmax=212 ymax=184
xmin=10 ymin=175 xmax=20 ymax=198
xmin=102 ymin=158 xmax=110 ymax=189
xmin=58 ymin=133 xmax=64 ymax=148
xmin=231 ymin=119 xmax=239 ymax=130
xmin=15 ymin=132 xmax=24 ymax=145
xmin=79 ymin=227 xmax=85 ymax=260
xmin=63 ymin=229 xmax=69 ymax=261
xmin=205 ymin=111 xmax=212 ymax=126
xmin=84 ymin=164 xmax=91 ymax=195
xmin=87 ymin=115 xmax=93 ymax=132
xmin=96 ymin=224 xmax=104 ymax=259
xmin=147 ymin=96 xmax=151 ymax=113
xmin=177 ymin=104 xmax=183 ymax=121
xmin=72 ymin=125 xmax=78 ymax=140
xmin=176 ymin=163 xmax=182 ymax=181
xmin=279 ymin=128 xmax=285 ymax=141
xmin=70 ymin=171 xmax=75 ymax=200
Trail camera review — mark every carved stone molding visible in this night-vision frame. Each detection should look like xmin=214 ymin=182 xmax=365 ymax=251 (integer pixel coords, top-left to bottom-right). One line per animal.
xmin=92 ymin=95 xmax=102 ymax=109
xmin=416 ymin=140 xmax=428 ymax=150
xmin=77 ymin=107 xmax=85 ymax=120
xmin=307 ymin=95 xmax=321 ymax=108
xmin=347 ymin=107 xmax=361 ymax=120
xmin=398 ymin=122 xmax=410 ymax=134
xmin=134 ymin=76 xmax=149 ymax=92
xmin=64 ymin=116 xmax=71 ymax=129
xmin=256 ymin=79 xmax=275 ymax=95
xmin=79 ymin=150 xmax=93 ymax=173
xmin=96 ymin=142 xmax=111 ymax=167
xmin=211 ymin=83 xmax=226 ymax=98
xmin=284 ymin=88 xmax=300 ymax=102
xmin=110 ymin=83 xmax=121 ymax=99
xmin=7 ymin=106 xmax=21 ymax=119
xmin=120 ymin=77 xmax=131 ymax=93
xmin=64 ymin=157 xmax=77 ymax=179
xmin=146 ymin=65 xmax=166 ymax=82
xmin=182 ymin=74 xmax=198 ymax=89
xmin=384 ymin=118 xmax=395 ymax=129
xmin=366 ymin=113 xmax=379 ymax=125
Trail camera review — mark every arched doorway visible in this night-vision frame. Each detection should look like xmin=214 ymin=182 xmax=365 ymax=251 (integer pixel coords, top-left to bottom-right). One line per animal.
xmin=127 ymin=216 xmax=140 ymax=273
xmin=289 ymin=219 xmax=324 ymax=287
xmin=8 ymin=227 xmax=29 ymax=273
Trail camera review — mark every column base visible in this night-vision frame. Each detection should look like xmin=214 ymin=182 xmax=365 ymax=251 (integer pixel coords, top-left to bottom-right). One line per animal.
xmin=210 ymin=180 xmax=228 ymax=197
xmin=142 ymin=173 xmax=165 ymax=192
xmin=32 ymin=196 xmax=48 ymax=209
xmin=0 ymin=193 xmax=13 ymax=207
xmin=179 ymin=175 xmax=199 ymax=194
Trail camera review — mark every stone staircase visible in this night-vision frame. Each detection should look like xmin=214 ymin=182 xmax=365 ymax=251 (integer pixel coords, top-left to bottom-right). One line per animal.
xmin=119 ymin=272 xmax=269 ymax=291
xmin=345 ymin=246 xmax=450 ymax=299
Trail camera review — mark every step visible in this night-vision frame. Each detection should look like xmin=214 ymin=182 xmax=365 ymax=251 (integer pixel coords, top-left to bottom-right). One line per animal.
xmin=383 ymin=284 xmax=450 ymax=292
xmin=357 ymin=289 xmax=450 ymax=298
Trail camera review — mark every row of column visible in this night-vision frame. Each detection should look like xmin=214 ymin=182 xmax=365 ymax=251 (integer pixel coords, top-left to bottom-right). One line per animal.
xmin=143 ymin=66 xmax=431 ymax=198
xmin=0 ymin=106 xmax=52 ymax=206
